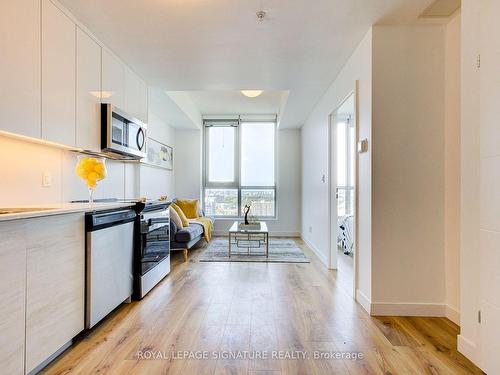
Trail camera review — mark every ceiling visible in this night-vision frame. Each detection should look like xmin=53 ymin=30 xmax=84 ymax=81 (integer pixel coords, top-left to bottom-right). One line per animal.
xmin=179 ymin=90 xmax=288 ymax=117
xmin=59 ymin=0 xmax=436 ymax=128
xmin=420 ymin=0 xmax=461 ymax=18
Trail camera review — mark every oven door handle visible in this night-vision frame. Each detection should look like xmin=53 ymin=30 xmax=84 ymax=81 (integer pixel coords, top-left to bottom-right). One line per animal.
xmin=141 ymin=218 xmax=169 ymax=234
xmin=148 ymin=218 xmax=169 ymax=225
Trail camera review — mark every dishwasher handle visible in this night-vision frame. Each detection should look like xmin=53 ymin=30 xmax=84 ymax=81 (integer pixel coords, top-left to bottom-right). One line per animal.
xmin=86 ymin=209 xmax=137 ymax=231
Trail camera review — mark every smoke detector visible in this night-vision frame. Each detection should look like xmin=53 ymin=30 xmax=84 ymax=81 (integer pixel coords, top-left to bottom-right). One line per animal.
xmin=256 ymin=10 xmax=266 ymax=22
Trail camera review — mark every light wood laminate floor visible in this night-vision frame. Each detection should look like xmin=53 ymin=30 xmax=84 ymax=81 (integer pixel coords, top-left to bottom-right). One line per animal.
xmin=43 ymin=238 xmax=483 ymax=375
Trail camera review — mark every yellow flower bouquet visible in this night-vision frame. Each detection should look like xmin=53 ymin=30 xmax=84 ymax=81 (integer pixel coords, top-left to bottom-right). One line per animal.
xmin=75 ymin=156 xmax=107 ymax=205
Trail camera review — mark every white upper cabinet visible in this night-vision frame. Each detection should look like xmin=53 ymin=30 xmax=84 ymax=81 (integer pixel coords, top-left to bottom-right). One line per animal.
xmin=0 ymin=0 xmax=41 ymax=138
xmin=76 ymin=27 xmax=102 ymax=151
xmin=42 ymin=0 xmax=76 ymax=146
xmin=125 ymin=69 xmax=148 ymax=123
xmin=102 ymin=49 xmax=125 ymax=110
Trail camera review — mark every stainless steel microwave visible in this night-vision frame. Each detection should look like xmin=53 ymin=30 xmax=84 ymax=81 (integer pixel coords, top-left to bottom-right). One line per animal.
xmin=101 ymin=104 xmax=147 ymax=160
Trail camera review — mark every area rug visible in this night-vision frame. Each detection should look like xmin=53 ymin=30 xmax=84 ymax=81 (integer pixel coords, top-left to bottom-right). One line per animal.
xmin=199 ymin=238 xmax=310 ymax=263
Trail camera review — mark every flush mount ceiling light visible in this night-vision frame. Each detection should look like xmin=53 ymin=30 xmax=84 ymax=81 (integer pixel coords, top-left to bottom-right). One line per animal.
xmin=241 ymin=90 xmax=263 ymax=98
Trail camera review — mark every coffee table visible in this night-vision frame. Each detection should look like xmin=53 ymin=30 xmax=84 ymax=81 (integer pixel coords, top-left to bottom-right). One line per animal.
xmin=228 ymin=221 xmax=269 ymax=258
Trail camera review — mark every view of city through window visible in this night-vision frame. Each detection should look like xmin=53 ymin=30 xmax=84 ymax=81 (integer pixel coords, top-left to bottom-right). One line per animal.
xmin=204 ymin=188 xmax=275 ymax=217
xmin=203 ymin=121 xmax=276 ymax=217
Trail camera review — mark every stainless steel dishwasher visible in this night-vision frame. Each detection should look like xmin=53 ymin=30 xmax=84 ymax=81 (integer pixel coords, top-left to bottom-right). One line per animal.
xmin=85 ymin=208 xmax=136 ymax=329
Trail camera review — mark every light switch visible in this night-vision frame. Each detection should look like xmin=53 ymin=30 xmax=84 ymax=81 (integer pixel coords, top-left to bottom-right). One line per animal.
xmin=358 ymin=139 xmax=369 ymax=153
xmin=42 ymin=171 xmax=52 ymax=187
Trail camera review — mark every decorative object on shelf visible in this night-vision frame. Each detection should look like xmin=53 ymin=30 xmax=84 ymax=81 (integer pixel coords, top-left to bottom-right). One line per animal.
xmin=75 ymin=155 xmax=107 ymax=207
xmin=244 ymin=204 xmax=251 ymax=225
xmin=144 ymin=138 xmax=173 ymax=170
xmin=239 ymin=205 xmax=259 ymax=229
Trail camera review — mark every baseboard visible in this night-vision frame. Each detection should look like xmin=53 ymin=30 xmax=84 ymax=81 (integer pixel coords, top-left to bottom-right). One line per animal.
xmin=445 ymin=304 xmax=460 ymax=325
xmin=269 ymin=231 xmax=301 ymax=237
xmin=300 ymin=236 xmax=328 ymax=266
xmin=370 ymin=302 xmax=446 ymax=317
xmin=356 ymin=289 xmax=371 ymax=314
xmin=457 ymin=335 xmax=479 ymax=365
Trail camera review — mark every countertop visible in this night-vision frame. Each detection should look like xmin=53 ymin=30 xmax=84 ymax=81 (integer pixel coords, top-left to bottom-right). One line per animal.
xmin=0 ymin=202 xmax=137 ymax=222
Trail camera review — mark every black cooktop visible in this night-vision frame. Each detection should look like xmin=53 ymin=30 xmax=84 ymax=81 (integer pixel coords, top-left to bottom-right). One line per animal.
xmin=70 ymin=198 xmax=171 ymax=212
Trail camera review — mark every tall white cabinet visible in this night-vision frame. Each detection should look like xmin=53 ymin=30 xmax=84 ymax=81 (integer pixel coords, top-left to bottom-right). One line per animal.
xmin=102 ymin=50 xmax=148 ymax=123
xmin=102 ymin=49 xmax=126 ymax=110
xmin=41 ymin=0 xmax=76 ymax=146
xmin=0 ymin=0 xmax=41 ymax=138
xmin=76 ymin=27 xmax=102 ymax=151
xmin=125 ymin=69 xmax=148 ymax=123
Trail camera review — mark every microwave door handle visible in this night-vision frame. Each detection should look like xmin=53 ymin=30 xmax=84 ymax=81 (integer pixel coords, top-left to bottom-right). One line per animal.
xmin=137 ymin=128 xmax=145 ymax=151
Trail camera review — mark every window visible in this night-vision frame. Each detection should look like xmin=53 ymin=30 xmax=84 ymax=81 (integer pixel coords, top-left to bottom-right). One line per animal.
xmin=336 ymin=115 xmax=355 ymax=218
xmin=203 ymin=120 xmax=276 ymax=218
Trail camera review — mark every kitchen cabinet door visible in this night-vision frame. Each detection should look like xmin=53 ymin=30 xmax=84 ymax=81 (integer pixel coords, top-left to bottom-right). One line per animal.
xmin=0 ymin=0 xmax=41 ymax=138
xmin=102 ymin=48 xmax=125 ymax=110
xmin=76 ymin=27 xmax=102 ymax=151
xmin=125 ymin=69 xmax=148 ymax=123
xmin=42 ymin=0 xmax=76 ymax=146
xmin=0 ymin=221 xmax=26 ymax=375
xmin=25 ymin=214 xmax=85 ymax=373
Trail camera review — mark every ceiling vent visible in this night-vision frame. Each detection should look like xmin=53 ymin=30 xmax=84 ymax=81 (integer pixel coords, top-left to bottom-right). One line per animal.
xmin=420 ymin=0 xmax=460 ymax=18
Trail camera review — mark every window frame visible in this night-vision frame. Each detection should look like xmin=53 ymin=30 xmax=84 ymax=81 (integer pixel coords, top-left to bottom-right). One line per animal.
xmin=203 ymin=119 xmax=277 ymax=219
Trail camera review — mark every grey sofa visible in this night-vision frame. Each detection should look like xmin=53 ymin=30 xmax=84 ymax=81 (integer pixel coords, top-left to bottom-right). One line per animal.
xmin=170 ymin=203 xmax=213 ymax=261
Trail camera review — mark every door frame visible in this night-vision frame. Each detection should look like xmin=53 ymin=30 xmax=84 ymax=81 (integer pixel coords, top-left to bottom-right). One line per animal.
xmin=327 ymin=81 xmax=359 ymax=298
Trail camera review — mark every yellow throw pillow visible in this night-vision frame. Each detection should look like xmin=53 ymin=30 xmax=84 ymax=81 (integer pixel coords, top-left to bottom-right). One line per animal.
xmin=171 ymin=203 xmax=189 ymax=227
xmin=169 ymin=206 xmax=183 ymax=230
xmin=175 ymin=199 xmax=199 ymax=219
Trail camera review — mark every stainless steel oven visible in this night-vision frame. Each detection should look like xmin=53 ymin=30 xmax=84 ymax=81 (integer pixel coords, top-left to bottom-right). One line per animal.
xmin=134 ymin=201 xmax=171 ymax=299
xmin=101 ymin=103 xmax=147 ymax=159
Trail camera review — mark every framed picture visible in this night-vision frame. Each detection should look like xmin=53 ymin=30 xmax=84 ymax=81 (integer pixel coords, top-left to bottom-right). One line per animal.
xmin=144 ymin=138 xmax=173 ymax=170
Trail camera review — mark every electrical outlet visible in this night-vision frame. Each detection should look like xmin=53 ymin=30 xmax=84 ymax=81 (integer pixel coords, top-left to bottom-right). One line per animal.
xmin=42 ymin=171 xmax=52 ymax=187
xmin=309 ymin=226 xmax=312 ymax=233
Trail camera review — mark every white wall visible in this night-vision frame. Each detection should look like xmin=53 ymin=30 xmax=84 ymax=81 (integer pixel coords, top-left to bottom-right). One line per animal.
xmin=0 ymin=135 xmax=135 ymax=205
xmin=301 ymin=29 xmax=373 ymax=307
xmin=459 ymin=0 xmax=500 ymax=372
xmin=371 ymin=25 xmax=447 ymax=312
xmin=273 ymin=129 xmax=301 ymax=236
xmin=444 ymin=11 xmax=461 ymax=324
xmin=458 ymin=0 xmax=481 ymax=364
xmin=139 ymin=109 xmax=176 ymax=200
xmin=174 ymin=130 xmax=202 ymax=199
xmin=477 ymin=0 xmax=500 ymax=371
xmin=301 ymin=23 xmax=460 ymax=317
